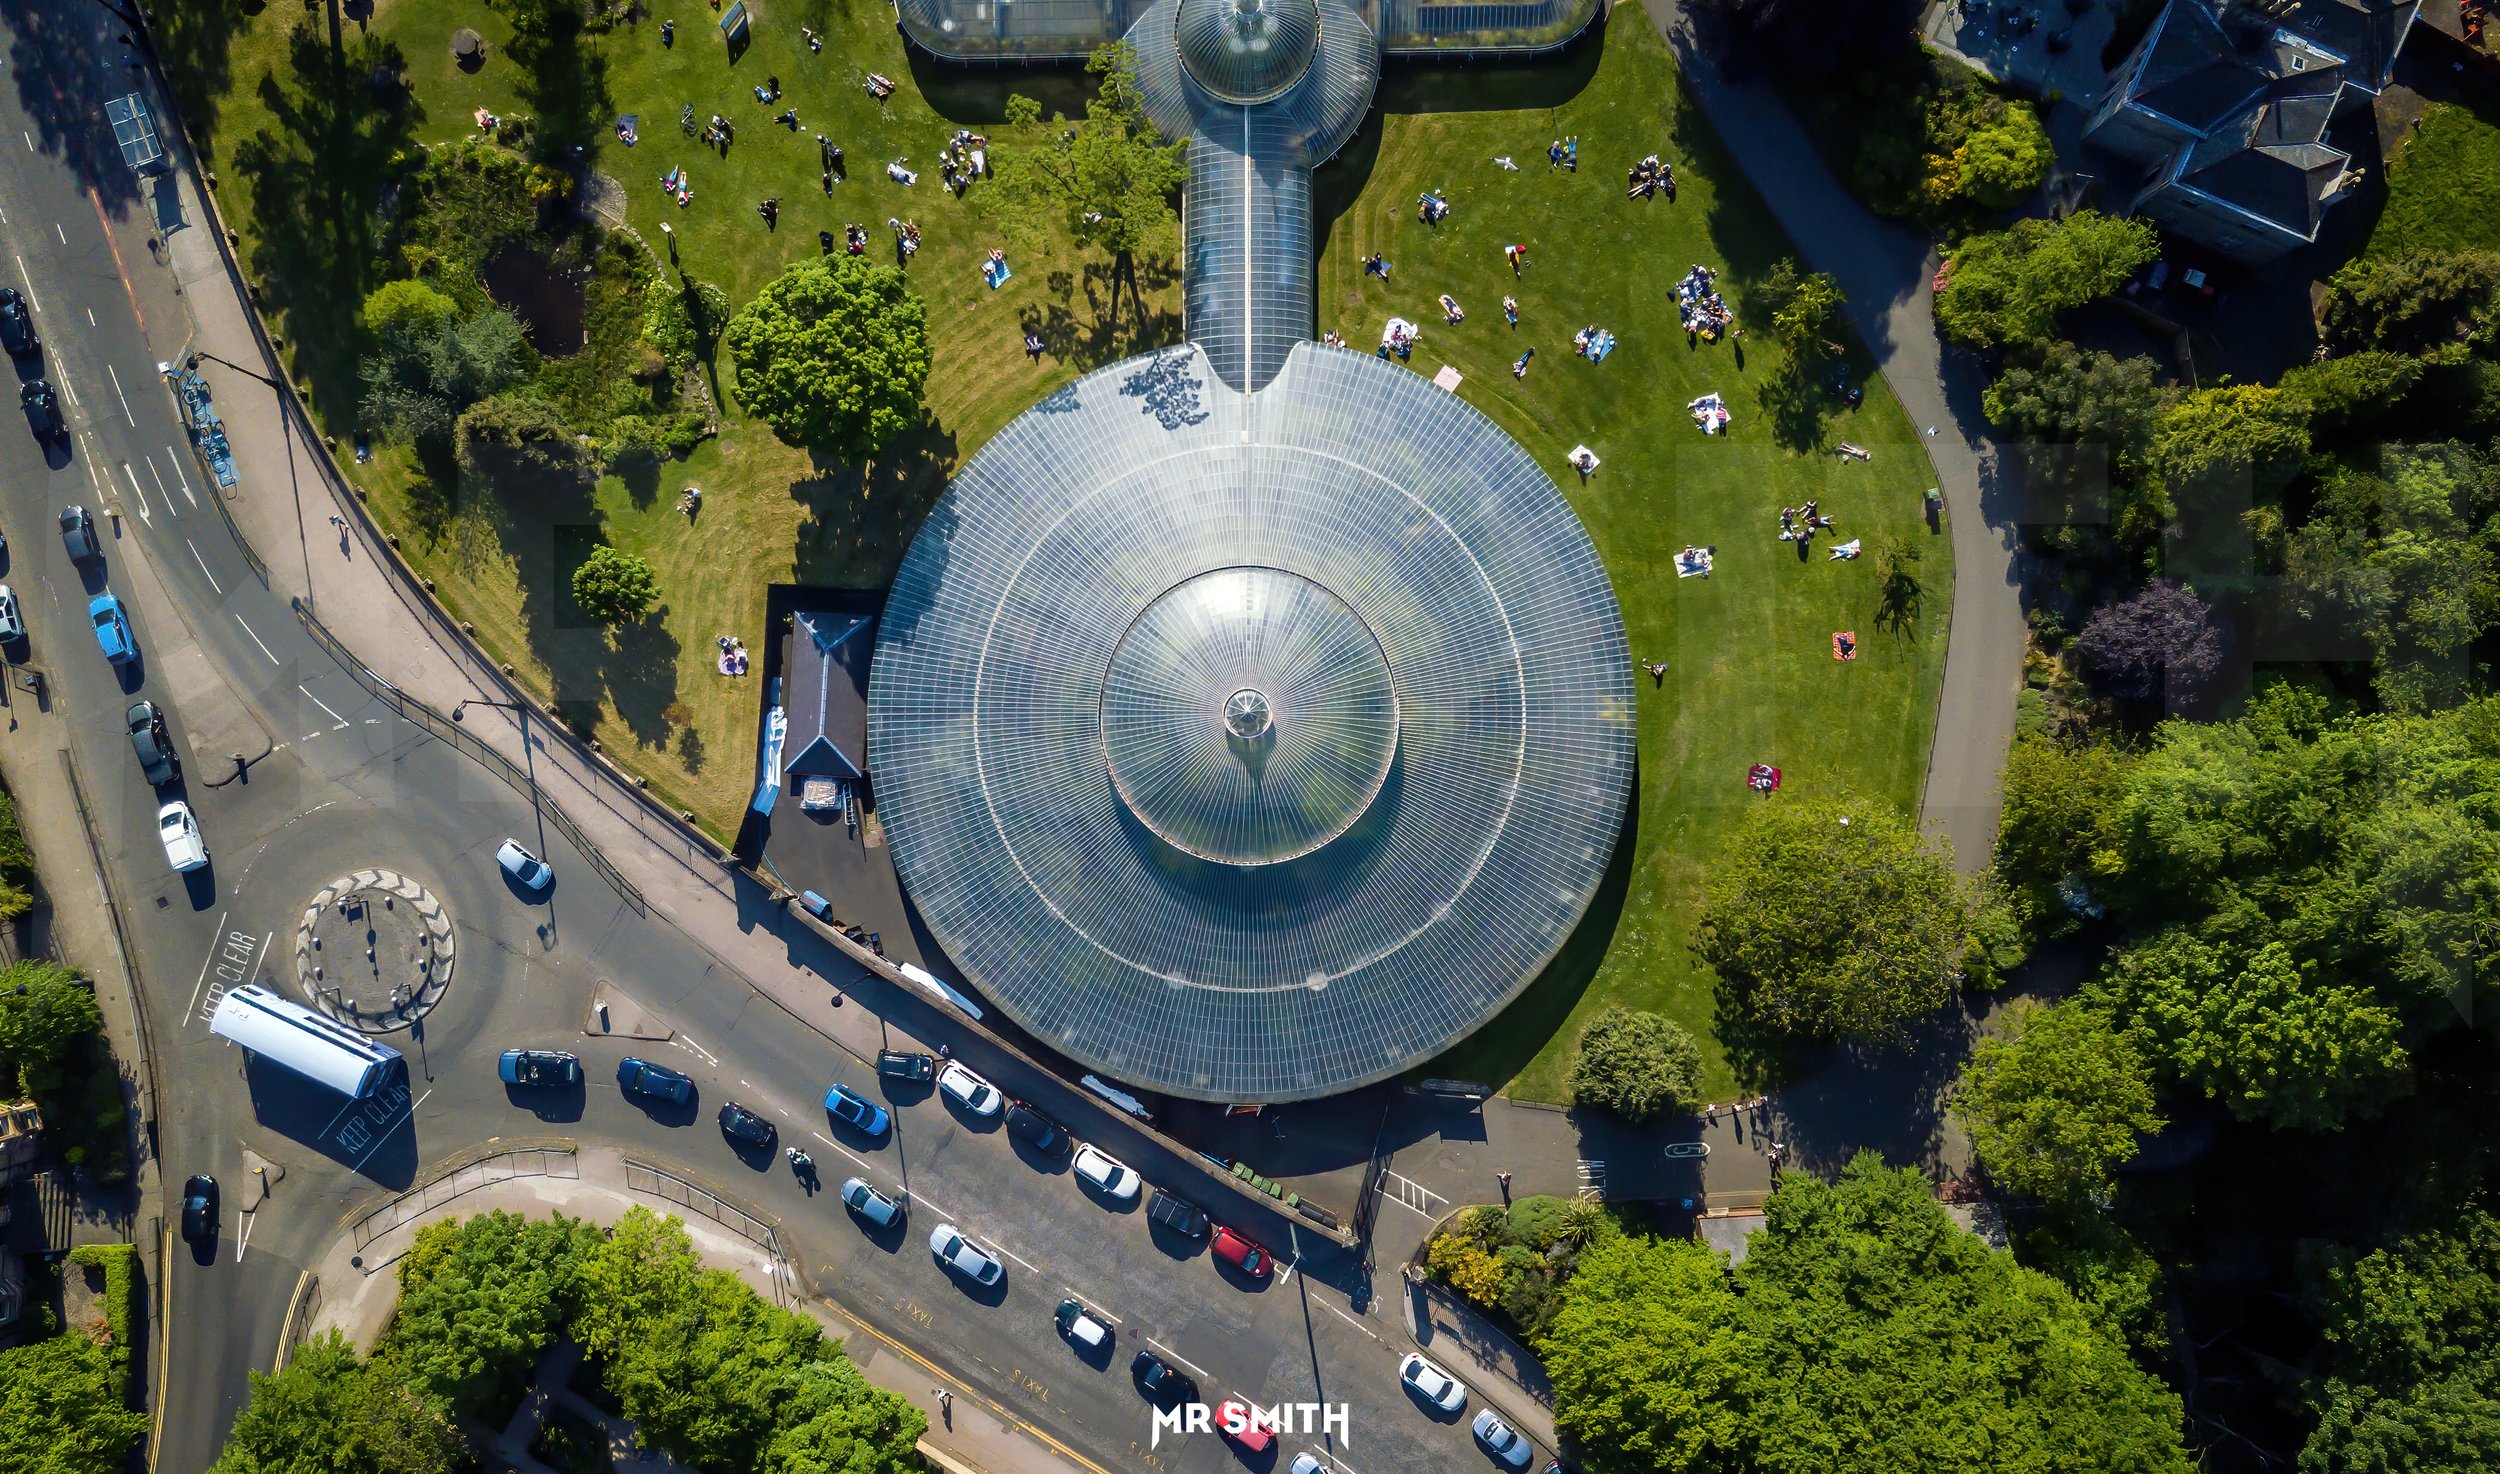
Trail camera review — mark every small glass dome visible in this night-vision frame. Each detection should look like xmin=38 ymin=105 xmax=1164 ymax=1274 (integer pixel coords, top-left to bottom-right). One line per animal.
xmin=1173 ymin=0 xmax=1320 ymax=106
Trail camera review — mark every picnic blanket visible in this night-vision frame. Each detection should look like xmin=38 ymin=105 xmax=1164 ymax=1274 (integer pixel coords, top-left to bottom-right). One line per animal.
xmin=1827 ymin=539 xmax=1862 ymax=561
xmin=1688 ymin=393 xmax=1730 ymax=434
xmin=982 ymin=257 xmax=1012 ymax=289
xmin=1581 ymin=328 xmax=1616 ymax=361
xmin=887 ymin=161 xmax=917 ymax=185
xmin=1675 ymin=548 xmax=1714 ymax=578
xmin=615 ymin=114 xmax=639 ymax=145
xmin=1832 ymin=631 xmax=1858 ymax=662
xmin=1432 ymin=365 xmax=1463 ymax=393
xmin=1569 ymin=445 xmax=1601 ymax=475
xmin=1747 ymin=763 xmax=1782 ymax=793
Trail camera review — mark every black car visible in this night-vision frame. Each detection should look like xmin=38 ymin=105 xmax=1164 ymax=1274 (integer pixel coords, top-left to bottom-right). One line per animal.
xmin=1146 ymin=1188 xmax=1210 ymax=1240
xmin=59 ymin=505 xmax=98 ymax=561
xmin=128 ymin=702 xmax=180 ymax=785
xmin=1005 ymin=1099 xmax=1072 ymax=1157
xmin=718 ymin=1100 xmax=775 ymax=1147
xmin=0 ymin=287 xmax=36 ymax=357
xmin=179 ymin=1173 xmax=218 ymax=1243
xmin=877 ymin=1049 xmax=936 ymax=1084
xmin=22 ymin=380 xmax=61 ymax=440
xmin=617 ymin=1055 xmax=695 ymax=1104
xmin=1132 ymin=1348 xmax=1195 ymax=1405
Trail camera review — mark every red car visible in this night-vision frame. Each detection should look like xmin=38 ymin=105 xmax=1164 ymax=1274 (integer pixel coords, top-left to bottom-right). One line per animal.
xmin=1212 ymin=1225 xmax=1273 ymax=1279
xmin=1217 ymin=1401 xmax=1275 ymax=1453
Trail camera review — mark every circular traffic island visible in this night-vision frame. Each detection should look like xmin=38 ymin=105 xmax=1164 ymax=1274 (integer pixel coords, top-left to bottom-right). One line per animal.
xmin=295 ymin=870 xmax=456 ymax=1032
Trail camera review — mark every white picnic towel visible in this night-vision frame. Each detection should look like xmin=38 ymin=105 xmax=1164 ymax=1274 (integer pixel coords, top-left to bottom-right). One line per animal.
xmin=1676 ymin=549 xmax=1714 ymax=578
xmin=1569 ymin=445 xmax=1600 ymax=472
xmin=1432 ymin=365 xmax=1463 ymax=393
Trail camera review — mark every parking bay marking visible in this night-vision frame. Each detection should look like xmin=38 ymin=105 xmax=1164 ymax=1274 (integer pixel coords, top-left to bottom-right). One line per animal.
xmin=1143 ymin=1337 xmax=1208 ymax=1379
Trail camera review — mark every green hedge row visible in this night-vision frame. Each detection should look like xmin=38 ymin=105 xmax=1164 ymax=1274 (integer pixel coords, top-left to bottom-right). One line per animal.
xmin=67 ymin=1243 xmax=139 ymax=1389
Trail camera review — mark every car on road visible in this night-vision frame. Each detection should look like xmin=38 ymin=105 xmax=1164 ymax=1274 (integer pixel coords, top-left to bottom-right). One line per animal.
xmin=1131 ymin=1349 xmax=1195 ymax=1405
xmin=1399 ymin=1353 xmax=1467 ymax=1413
xmin=823 ymin=1081 xmax=889 ymax=1137
xmin=157 ymin=801 xmax=207 ymax=873
xmin=0 ymin=585 xmax=22 ymax=644
xmin=89 ymin=592 xmax=134 ymax=664
xmin=1211 ymin=1224 xmax=1273 ymax=1280
xmin=21 ymin=380 xmax=60 ymax=441
xmin=928 ymin=1222 xmax=1004 ymax=1285
xmin=840 ymin=1177 xmax=905 ymax=1229
xmin=0 ymin=287 xmax=36 ymax=357
xmin=937 ymin=1060 xmax=1003 ymax=1117
xmin=1072 ymin=1144 xmax=1141 ymax=1203
xmin=1146 ymin=1188 xmax=1210 ymax=1239
xmin=877 ymin=1049 xmax=935 ymax=1084
xmin=1005 ymin=1099 xmax=1071 ymax=1157
xmin=127 ymin=701 xmax=179 ymax=785
xmin=1218 ymin=1401 xmax=1275 ymax=1453
xmin=717 ymin=1100 xmax=775 ymax=1148
xmin=616 ymin=1056 xmax=694 ymax=1105
xmin=1055 ymin=1297 xmax=1111 ymax=1352
xmin=498 ymin=1049 xmax=582 ymax=1087
xmin=1472 ymin=1410 xmax=1534 ymax=1468
xmin=495 ymin=838 xmax=551 ymax=890
xmin=59 ymin=505 xmax=97 ymax=560
xmin=1291 ymin=1454 xmax=1328 ymax=1474
xmin=179 ymin=1173 xmax=218 ymax=1243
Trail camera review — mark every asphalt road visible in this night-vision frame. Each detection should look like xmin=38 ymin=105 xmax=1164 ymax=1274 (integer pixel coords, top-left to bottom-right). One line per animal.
xmin=0 ymin=9 xmax=1555 ymax=1474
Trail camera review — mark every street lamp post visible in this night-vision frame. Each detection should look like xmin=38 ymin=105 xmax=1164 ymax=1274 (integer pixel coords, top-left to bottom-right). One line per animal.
xmin=451 ymin=697 xmax=547 ymax=855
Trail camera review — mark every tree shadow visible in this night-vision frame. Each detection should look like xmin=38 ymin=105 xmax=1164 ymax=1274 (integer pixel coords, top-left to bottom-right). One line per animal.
xmin=6 ymin=0 xmax=152 ymax=213
xmin=143 ymin=0 xmax=256 ymax=163
xmin=602 ymin=608 xmax=683 ymax=750
xmin=1019 ymin=258 xmax=1183 ymax=370
xmin=1754 ymin=359 xmax=1836 ymax=454
xmin=501 ymin=0 xmax=612 ymax=163
xmin=790 ymin=414 xmax=959 ymax=587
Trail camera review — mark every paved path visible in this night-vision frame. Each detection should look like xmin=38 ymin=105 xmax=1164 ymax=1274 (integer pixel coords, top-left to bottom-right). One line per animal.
xmin=1644 ymin=0 xmax=2029 ymax=872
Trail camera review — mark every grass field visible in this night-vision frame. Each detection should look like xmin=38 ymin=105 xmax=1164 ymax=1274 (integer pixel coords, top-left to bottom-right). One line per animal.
xmin=2366 ymin=99 xmax=2500 ymax=260
xmin=1317 ymin=16 xmax=1950 ymax=1100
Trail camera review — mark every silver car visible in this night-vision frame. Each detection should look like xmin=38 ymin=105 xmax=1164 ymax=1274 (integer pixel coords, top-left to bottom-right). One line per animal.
xmin=929 ymin=1222 xmax=1004 ymax=1285
xmin=0 ymin=584 xmax=21 ymax=641
xmin=841 ymin=1177 xmax=905 ymax=1229
xmin=1399 ymin=1353 xmax=1467 ymax=1413
xmin=1471 ymin=1409 xmax=1533 ymax=1468
xmin=937 ymin=1061 xmax=1003 ymax=1117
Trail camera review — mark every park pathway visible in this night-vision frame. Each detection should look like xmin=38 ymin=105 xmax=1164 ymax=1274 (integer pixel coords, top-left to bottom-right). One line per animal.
xmin=1643 ymin=0 xmax=2029 ymax=872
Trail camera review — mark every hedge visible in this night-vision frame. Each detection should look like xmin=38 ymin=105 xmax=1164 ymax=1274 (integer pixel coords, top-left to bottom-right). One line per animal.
xmin=67 ymin=1243 xmax=139 ymax=1390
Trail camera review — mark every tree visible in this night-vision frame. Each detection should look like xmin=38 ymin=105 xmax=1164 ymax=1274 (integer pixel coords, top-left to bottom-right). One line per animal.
xmin=993 ymin=41 xmax=1187 ymax=326
xmin=2301 ymin=1208 xmax=2500 ymax=1474
xmin=2285 ymin=445 xmax=2500 ymax=712
xmin=2322 ymin=249 xmax=2500 ymax=356
xmin=1930 ymin=109 xmax=2053 ymax=212
xmin=0 ymin=1332 xmax=150 ymax=1474
xmin=1569 ymin=1007 xmax=1703 ymax=1123
xmin=1982 ymin=342 xmax=2168 ymax=495
xmin=1951 ymin=998 xmax=2163 ymax=1202
xmin=722 ymin=255 xmax=930 ymax=460
xmin=1698 ymin=793 xmax=1984 ymax=1042
xmin=362 ymin=280 xmax=460 ymax=349
xmin=569 ymin=546 xmax=660 ymax=626
xmin=1542 ymin=1158 xmax=2193 ymax=1474
xmin=387 ymin=1211 xmax=601 ymax=1410
xmin=453 ymin=392 xmax=591 ymax=492
xmin=0 ymin=961 xmax=103 ymax=1096
xmin=361 ymin=304 xmax=533 ymax=444
xmin=2146 ymin=383 xmax=2313 ymax=548
xmin=2071 ymin=579 xmax=2225 ymax=702
xmin=1755 ymin=259 xmax=1845 ymax=353
xmin=760 ymin=1361 xmax=926 ymax=1474
xmin=1993 ymin=733 xmax=2132 ymax=928
xmin=0 ymin=782 xmax=34 ymax=920
xmin=211 ymin=1333 xmax=463 ymax=1474
xmin=1874 ymin=537 xmax=1923 ymax=635
xmin=1934 ymin=212 xmax=2159 ymax=348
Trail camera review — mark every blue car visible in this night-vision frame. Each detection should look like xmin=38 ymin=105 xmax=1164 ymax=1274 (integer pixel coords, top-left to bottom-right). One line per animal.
xmin=89 ymin=592 xmax=134 ymax=664
xmin=616 ymin=1056 xmax=695 ymax=1105
xmin=823 ymin=1081 xmax=890 ymax=1137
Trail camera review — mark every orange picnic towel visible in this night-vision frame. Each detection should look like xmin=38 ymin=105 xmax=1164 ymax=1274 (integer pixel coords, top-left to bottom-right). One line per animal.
xmin=1832 ymin=631 xmax=1858 ymax=662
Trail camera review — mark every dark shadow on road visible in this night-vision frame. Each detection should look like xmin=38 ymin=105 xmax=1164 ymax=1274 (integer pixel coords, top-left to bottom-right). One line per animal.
xmin=240 ymin=1054 xmax=418 ymax=1189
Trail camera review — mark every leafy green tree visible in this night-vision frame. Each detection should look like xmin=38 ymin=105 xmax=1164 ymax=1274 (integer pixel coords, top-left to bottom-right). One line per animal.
xmin=1698 ymin=793 xmax=1983 ymax=1042
xmin=1934 ymin=212 xmax=2158 ymax=348
xmin=994 ymin=42 xmax=1188 ymax=325
xmin=211 ymin=1333 xmax=463 ymax=1474
xmin=1982 ymin=342 xmax=2169 ymax=509
xmin=2322 ymin=249 xmax=2500 ymax=356
xmin=361 ymin=305 xmax=534 ymax=444
xmin=1932 ymin=110 xmax=2052 ymax=211
xmin=2279 ymin=350 xmax=2427 ymax=440
xmin=2301 ymin=1207 xmax=2500 ymax=1474
xmin=1952 ymin=998 xmax=2163 ymax=1202
xmin=1993 ymin=733 xmax=2131 ymax=928
xmin=722 ymin=256 xmax=930 ymax=460
xmin=1569 ymin=1007 xmax=1703 ymax=1123
xmin=362 ymin=280 xmax=460 ymax=349
xmin=759 ymin=1360 xmax=927 ymax=1474
xmin=453 ymin=392 xmax=591 ymax=492
xmin=1543 ymin=1157 xmax=2193 ymax=1474
xmin=1754 ymin=259 xmax=1846 ymax=354
xmin=0 ymin=782 xmax=34 ymax=920
xmin=387 ymin=1210 xmax=602 ymax=1410
xmin=0 ymin=961 xmax=102 ymax=1096
xmin=570 ymin=547 xmax=660 ymax=626
xmin=2285 ymin=445 xmax=2500 ymax=712
xmin=0 ymin=1332 xmax=150 ymax=1474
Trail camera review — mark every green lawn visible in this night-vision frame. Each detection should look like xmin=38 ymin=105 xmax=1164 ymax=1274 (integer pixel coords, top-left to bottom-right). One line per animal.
xmin=172 ymin=0 xmax=1174 ymax=831
xmin=2366 ymin=100 xmax=2500 ymax=260
xmin=1321 ymin=16 xmax=1950 ymax=1101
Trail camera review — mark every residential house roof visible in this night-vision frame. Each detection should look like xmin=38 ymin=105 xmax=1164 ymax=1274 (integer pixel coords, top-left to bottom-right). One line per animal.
xmin=782 ymin=612 xmax=872 ymax=783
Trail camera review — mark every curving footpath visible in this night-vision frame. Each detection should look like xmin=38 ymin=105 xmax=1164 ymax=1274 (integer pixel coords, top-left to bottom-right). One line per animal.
xmin=1646 ymin=0 xmax=2028 ymax=872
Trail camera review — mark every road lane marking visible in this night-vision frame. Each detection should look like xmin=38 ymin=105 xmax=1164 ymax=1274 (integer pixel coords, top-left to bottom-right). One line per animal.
xmin=808 ymin=1130 xmax=880 ymax=1175
xmin=348 ymin=1087 xmax=432 ymax=1174
xmin=911 ymin=1190 xmax=957 ymax=1221
xmin=12 ymin=256 xmax=37 ymax=312
xmin=673 ymin=1034 xmax=719 ymax=1066
xmin=183 ymin=910 xmax=231 ymax=1019
xmin=85 ymin=307 xmax=94 ymax=326
xmin=234 ymin=1209 xmax=256 ymax=1261
xmin=298 ymin=684 xmax=348 ymax=727
xmin=187 ymin=539 xmax=224 ymax=594
xmin=108 ymin=363 xmax=134 ymax=426
xmin=1317 ymin=1299 xmax=1379 ymax=1343
xmin=62 ymin=376 xmax=78 ymax=408
xmin=235 ymin=612 xmax=279 ymax=663
xmin=1144 ymin=1337 xmax=1209 ymax=1378
xmin=54 ymin=222 xmax=65 ymax=243
xmin=988 ymin=1239 xmax=1040 ymax=1275
xmin=165 ymin=449 xmax=197 ymax=505
xmin=1058 ymin=1283 xmax=1122 ymax=1324
xmin=120 ymin=461 xmax=148 ymax=523
xmin=145 ymin=454 xmax=176 ymax=519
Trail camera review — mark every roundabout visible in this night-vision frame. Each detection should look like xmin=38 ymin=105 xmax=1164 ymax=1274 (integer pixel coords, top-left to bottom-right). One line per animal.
xmin=294 ymin=869 xmax=457 ymax=1032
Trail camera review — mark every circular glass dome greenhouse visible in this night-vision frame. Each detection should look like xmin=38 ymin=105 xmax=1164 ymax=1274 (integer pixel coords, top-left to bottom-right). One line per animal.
xmin=1173 ymin=0 xmax=1321 ymax=105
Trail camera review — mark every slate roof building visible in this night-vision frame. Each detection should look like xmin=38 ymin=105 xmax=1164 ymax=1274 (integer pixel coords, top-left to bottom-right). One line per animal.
xmin=2083 ymin=0 xmax=2421 ymax=262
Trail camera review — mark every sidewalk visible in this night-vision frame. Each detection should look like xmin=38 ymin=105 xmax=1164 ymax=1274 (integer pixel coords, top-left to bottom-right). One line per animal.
xmin=308 ymin=1144 xmax=1097 ymax=1474
xmin=1397 ymin=1274 xmax=1555 ymax=1446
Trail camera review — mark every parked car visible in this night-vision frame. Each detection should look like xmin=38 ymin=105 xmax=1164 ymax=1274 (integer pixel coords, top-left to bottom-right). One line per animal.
xmin=1131 ymin=1349 xmax=1195 ymax=1405
xmin=877 ymin=1049 xmax=936 ymax=1084
xmin=938 ymin=1061 xmax=1003 ymax=1117
xmin=840 ymin=1176 xmax=906 ymax=1228
xmin=179 ymin=1173 xmax=218 ymax=1243
xmin=1211 ymin=1224 xmax=1274 ymax=1279
xmin=1005 ymin=1099 xmax=1071 ymax=1157
xmin=1055 ymin=1297 xmax=1111 ymax=1351
xmin=1399 ymin=1353 xmax=1467 ymax=1413
xmin=0 ymin=287 xmax=36 ymax=357
xmin=21 ymin=379 xmax=60 ymax=441
xmin=59 ymin=505 xmax=96 ymax=560
xmin=1218 ymin=1401 xmax=1275 ymax=1454
xmin=89 ymin=591 xmax=134 ymax=664
xmin=823 ymin=1081 xmax=890 ymax=1137
xmin=127 ymin=701 xmax=179 ymax=785
xmin=1291 ymin=1455 xmax=1328 ymax=1474
xmin=1472 ymin=1411 xmax=1534 ymax=1468
xmin=616 ymin=1056 xmax=695 ymax=1104
xmin=498 ymin=1049 xmax=581 ymax=1086
xmin=1146 ymin=1189 xmax=1210 ymax=1239
xmin=717 ymin=1100 xmax=775 ymax=1148
xmin=928 ymin=1223 xmax=1004 ymax=1285
xmin=1072 ymin=1144 xmax=1141 ymax=1203
xmin=495 ymin=838 xmax=551 ymax=889
xmin=157 ymin=801 xmax=207 ymax=873
xmin=0 ymin=585 xmax=21 ymax=643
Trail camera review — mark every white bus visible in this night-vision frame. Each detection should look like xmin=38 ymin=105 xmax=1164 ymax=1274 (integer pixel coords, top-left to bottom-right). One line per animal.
xmin=208 ymin=984 xmax=404 ymax=1098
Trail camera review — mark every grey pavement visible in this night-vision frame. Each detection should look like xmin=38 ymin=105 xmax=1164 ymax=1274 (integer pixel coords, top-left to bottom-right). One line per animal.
xmin=1647 ymin=0 xmax=2029 ymax=874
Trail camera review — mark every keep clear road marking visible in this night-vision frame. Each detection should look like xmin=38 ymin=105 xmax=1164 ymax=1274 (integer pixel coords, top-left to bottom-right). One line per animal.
xmin=235 ymin=612 xmax=280 ymax=664
xmin=108 ymin=363 xmax=134 ymax=426
xmin=298 ymin=684 xmax=349 ymax=728
xmin=348 ymin=1088 xmax=433 ymax=1175
xmin=183 ymin=909 xmax=230 ymax=1019
xmin=186 ymin=539 xmax=223 ymax=595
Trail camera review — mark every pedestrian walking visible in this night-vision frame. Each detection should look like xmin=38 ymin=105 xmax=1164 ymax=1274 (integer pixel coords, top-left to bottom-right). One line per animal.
xmin=1496 ymin=1171 xmax=1513 ymax=1199
xmin=1645 ymin=662 xmax=1667 ymax=687
xmin=661 ymin=18 xmax=675 ymax=46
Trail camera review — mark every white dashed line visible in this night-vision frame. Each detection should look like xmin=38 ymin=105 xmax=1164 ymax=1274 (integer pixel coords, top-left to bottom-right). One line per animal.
xmin=1318 ymin=1300 xmax=1378 ymax=1342
xmin=12 ymin=257 xmax=36 ymax=312
xmin=85 ymin=307 xmax=95 ymax=326
xmin=298 ymin=684 xmax=348 ymax=727
xmin=808 ymin=1130 xmax=879 ymax=1175
xmin=1144 ymin=1338 xmax=1209 ymax=1378
xmin=108 ymin=363 xmax=134 ymax=426
xmin=187 ymin=539 xmax=223 ymax=594
xmin=234 ymin=612 xmax=279 ymax=663
xmin=53 ymin=222 xmax=64 ymax=243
